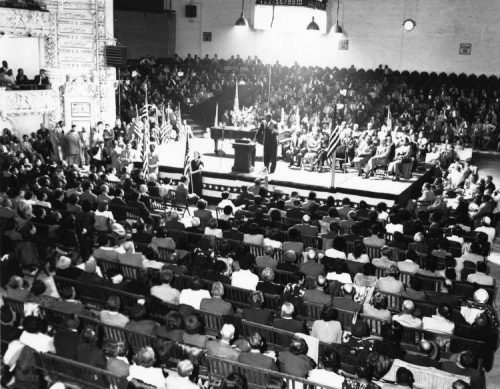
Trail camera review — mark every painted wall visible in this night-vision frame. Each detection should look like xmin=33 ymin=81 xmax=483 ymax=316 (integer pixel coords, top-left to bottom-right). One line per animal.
xmin=114 ymin=10 xmax=175 ymax=59
xmin=171 ymin=0 xmax=500 ymax=75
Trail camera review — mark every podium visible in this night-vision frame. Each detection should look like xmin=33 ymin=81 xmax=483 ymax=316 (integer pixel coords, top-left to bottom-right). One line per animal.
xmin=232 ymin=141 xmax=256 ymax=173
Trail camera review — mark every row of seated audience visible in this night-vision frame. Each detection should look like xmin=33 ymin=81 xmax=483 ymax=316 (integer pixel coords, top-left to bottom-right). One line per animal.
xmin=0 ymin=142 xmax=497 ymax=389
xmin=0 ymin=53 xmax=498 ymax=388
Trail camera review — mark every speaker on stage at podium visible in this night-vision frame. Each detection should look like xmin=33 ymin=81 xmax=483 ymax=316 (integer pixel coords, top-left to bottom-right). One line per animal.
xmin=232 ymin=140 xmax=256 ymax=173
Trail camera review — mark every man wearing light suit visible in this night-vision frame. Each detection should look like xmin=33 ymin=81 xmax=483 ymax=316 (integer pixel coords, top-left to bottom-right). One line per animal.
xmin=63 ymin=125 xmax=82 ymax=166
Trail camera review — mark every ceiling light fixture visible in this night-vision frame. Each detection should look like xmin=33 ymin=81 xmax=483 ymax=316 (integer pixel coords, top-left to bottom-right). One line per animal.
xmin=235 ymin=0 xmax=247 ymax=26
xmin=403 ymin=18 xmax=416 ymax=31
xmin=306 ymin=16 xmax=320 ymax=31
xmin=332 ymin=0 xmax=344 ymax=35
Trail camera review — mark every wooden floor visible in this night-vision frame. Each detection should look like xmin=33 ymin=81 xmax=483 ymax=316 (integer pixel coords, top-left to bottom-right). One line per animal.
xmin=158 ymin=138 xmax=435 ymax=205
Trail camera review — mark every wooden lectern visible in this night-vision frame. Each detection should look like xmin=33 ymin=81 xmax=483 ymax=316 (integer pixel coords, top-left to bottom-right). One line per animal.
xmin=232 ymin=141 xmax=256 ymax=173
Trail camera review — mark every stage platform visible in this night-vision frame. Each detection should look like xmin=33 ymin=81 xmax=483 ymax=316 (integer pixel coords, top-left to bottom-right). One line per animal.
xmin=157 ymin=138 xmax=472 ymax=206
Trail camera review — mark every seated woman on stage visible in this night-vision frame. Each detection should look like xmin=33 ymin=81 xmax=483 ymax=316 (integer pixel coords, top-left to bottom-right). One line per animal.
xmin=352 ymin=135 xmax=375 ymax=175
xmin=362 ymin=136 xmax=394 ymax=178
xmin=387 ymin=137 xmax=416 ymax=181
xmin=302 ymin=128 xmax=321 ymax=170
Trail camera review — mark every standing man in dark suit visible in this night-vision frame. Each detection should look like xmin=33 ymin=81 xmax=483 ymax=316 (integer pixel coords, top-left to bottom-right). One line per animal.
xmin=256 ymin=113 xmax=279 ymax=174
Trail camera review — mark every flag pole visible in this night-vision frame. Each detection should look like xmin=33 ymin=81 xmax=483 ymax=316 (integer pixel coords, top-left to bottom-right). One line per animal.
xmin=330 ymin=150 xmax=337 ymax=188
xmin=268 ymin=64 xmax=271 ymax=104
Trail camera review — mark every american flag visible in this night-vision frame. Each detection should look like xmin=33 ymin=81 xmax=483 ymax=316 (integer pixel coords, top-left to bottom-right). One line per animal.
xmin=183 ymin=135 xmax=191 ymax=177
xmin=326 ymin=106 xmax=341 ymax=158
xmin=130 ymin=119 xmax=142 ymax=144
xmin=159 ymin=116 xmax=172 ymax=144
xmin=142 ymin=120 xmax=150 ymax=178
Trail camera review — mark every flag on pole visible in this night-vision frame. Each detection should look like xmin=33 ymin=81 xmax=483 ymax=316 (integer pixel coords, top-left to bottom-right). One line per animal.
xmin=159 ymin=116 xmax=172 ymax=144
xmin=130 ymin=119 xmax=143 ymax=143
xmin=142 ymin=120 xmax=150 ymax=178
xmin=141 ymin=85 xmax=150 ymax=177
xmin=326 ymin=121 xmax=341 ymax=159
xmin=233 ymin=83 xmax=240 ymax=113
xmin=214 ymin=102 xmax=219 ymax=127
xmin=387 ymin=105 xmax=393 ymax=129
xmin=280 ymin=107 xmax=285 ymax=124
xmin=183 ymin=135 xmax=191 ymax=177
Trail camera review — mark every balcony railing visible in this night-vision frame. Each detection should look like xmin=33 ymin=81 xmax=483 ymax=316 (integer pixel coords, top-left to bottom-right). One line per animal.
xmin=4 ymin=83 xmax=51 ymax=91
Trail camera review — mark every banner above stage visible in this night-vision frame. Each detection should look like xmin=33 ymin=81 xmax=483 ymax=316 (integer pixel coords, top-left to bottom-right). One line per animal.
xmin=255 ymin=0 xmax=328 ymax=11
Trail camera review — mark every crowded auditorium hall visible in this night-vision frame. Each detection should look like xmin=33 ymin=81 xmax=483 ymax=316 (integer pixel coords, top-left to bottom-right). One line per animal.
xmin=1 ymin=0 xmax=500 ymax=388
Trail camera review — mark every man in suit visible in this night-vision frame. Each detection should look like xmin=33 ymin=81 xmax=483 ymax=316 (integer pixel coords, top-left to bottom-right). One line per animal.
xmin=440 ymin=351 xmax=485 ymax=389
xmin=286 ymin=199 xmax=305 ymax=221
xmin=124 ymin=303 xmax=158 ymax=336
xmin=164 ymin=211 xmax=185 ymax=231
xmin=273 ymin=302 xmax=308 ymax=334
xmin=0 ymin=307 xmax=22 ymax=355
xmin=127 ymin=191 xmax=153 ymax=225
xmin=54 ymin=316 xmax=82 ymax=360
xmin=255 ymin=113 xmax=279 ymax=174
xmin=402 ymin=340 xmax=441 ymax=368
xmin=206 ymin=324 xmax=240 ymax=361
xmin=199 ymin=281 xmax=234 ymax=315
xmin=256 ymin=246 xmax=278 ymax=269
xmin=289 ymin=214 xmax=318 ymax=238
xmin=109 ymin=189 xmax=127 ymax=207
xmin=80 ymin=181 xmax=97 ymax=204
xmin=331 ymin=283 xmax=362 ymax=313
xmin=303 ymin=275 xmax=331 ymax=306
xmin=300 ymin=249 xmax=324 ymax=277
xmin=238 ymin=332 xmax=278 ymax=370
xmin=34 ymin=69 xmax=50 ymax=86
xmin=223 ymin=219 xmax=244 ymax=241
xmin=62 ymin=125 xmax=82 ymax=165
xmin=235 ymin=185 xmax=254 ymax=207
xmin=343 ymin=223 xmax=364 ymax=244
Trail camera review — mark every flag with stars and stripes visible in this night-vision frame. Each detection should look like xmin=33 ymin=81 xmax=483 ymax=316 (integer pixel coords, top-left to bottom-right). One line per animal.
xmin=326 ymin=108 xmax=341 ymax=158
xmin=159 ymin=116 xmax=172 ymax=144
xmin=142 ymin=122 xmax=150 ymax=178
xmin=130 ymin=119 xmax=143 ymax=143
xmin=183 ymin=135 xmax=191 ymax=177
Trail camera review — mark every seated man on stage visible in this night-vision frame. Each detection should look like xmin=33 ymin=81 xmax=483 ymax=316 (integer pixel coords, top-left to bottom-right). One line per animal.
xmin=352 ymin=135 xmax=375 ymax=175
xmin=314 ymin=132 xmax=330 ymax=173
xmin=362 ymin=136 xmax=395 ymax=178
xmin=387 ymin=137 xmax=418 ymax=181
xmin=286 ymin=126 xmax=308 ymax=168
